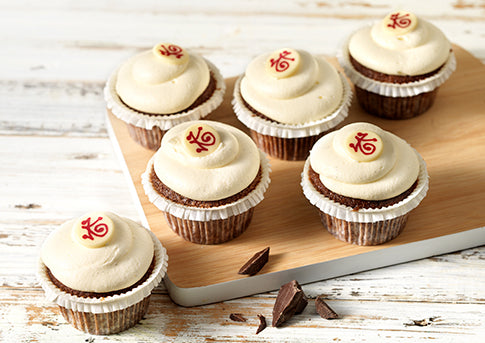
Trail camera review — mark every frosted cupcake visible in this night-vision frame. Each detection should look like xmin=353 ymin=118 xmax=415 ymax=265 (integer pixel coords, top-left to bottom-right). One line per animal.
xmin=233 ymin=48 xmax=352 ymax=160
xmin=301 ymin=122 xmax=429 ymax=245
xmin=37 ymin=211 xmax=168 ymax=335
xmin=339 ymin=10 xmax=456 ymax=119
xmin=105 ymin=43 xmax=225 ymax=150
xmin=142 ymin=120 xmax=270 ymax=244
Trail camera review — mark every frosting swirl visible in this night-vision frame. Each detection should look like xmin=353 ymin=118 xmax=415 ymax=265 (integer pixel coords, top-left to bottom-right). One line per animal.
xmin=348 ymin=12 xmax=451 ymax=76
xmin=240 ymin=49 xmax=343 ymax=125
xmin=41 ymin=212 xmax=154 ymax=293
xmin=116 ymin=44 xmax=210 ymax=114
xmin=153 ymin=120 xmax=260 ymax=201
xmin=310 ymin=122 xmax=420 ymax=200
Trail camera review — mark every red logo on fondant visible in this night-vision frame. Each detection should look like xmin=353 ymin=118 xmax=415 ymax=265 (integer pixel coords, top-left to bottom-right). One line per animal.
xmin=349 ymin=132 xmax=378 ymax=156
xmin=80 ymin=216 xmax=109 ymax=241
xmin=186 ymin=126 xmax=217 ymax=153
xmin=387 ymin=12 xmax=412 ymax=29
xmin=269 ymin=50 xmax=295 ymax=73
xmin=158 ymin=44 xmax=184 ymax=59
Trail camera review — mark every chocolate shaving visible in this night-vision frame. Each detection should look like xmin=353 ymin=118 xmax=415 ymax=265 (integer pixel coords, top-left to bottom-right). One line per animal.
xmin=272 ymin=280 xmax=308 ymax=327
xmin=315 ymin=295 xmax=339 ymax=319
xmin=404 ymin=316 xmax=440 ymax=327
xmin=229 ymin=313 xmax=247 ymax=322
xmin=256 ymin=314 xmax=267 ymax=334
xmin=238 ymin=247 xmax=270 ymax=276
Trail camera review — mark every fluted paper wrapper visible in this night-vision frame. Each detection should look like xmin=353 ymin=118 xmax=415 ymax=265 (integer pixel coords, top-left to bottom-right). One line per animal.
xmin=142 ymin=151 xmax=271 ymax=222
xmin=163 ymin=208 xmax=255 ymax=245
xmin=232 ymin=73 xmax=352 ymax=139
xmin=301 ymin=153 xmax=429 ymax=224
xmin=337 ymin=35 xmax=456 ymax=98
xmin=38 ymin=229 xmax=168 ymax=334
xmin=104 ymin=59 xmax=225 ymax=131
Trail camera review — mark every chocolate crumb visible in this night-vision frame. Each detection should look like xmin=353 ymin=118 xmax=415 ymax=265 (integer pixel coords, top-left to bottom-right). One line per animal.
xmin=238 ymin=247 xmax=270 ymax=276
xmin=404 ymin=316 xmax=440 ymax=327
xmin=229 ymin=313 xmax=247 ymax=322
xmin=272 ymin=280 xmax=308 ymax=327
xmin=15 ymin=203 xmax=41 ymax=210
xmin=256 ymin=314 xmax=267 ymax=334
xmin=315 ymin=295 xmax=339 ymax=319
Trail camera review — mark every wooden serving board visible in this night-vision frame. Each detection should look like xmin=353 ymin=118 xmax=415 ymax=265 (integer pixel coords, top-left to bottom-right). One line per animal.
xmin=107 ymin=45 xmax=485 ymax=307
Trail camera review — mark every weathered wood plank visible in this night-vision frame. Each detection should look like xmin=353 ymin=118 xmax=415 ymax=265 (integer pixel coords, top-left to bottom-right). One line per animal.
xmin=0 ymin=136 xmax=138 ymax=224
xmin=4 ymin=0 xmax=485 ymax=18
xmin=1 ymin=287 xmax=484 ymax=342
xmin=1 ymin=1 xmax=484 ymax=341
xmin=0 ymin=0 xmax=484 ymax=82
xmin=1 ymin=1 xmax=484 ymax=137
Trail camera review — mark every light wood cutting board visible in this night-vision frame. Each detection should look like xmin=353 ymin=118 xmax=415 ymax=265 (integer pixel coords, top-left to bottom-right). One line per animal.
xmin=106 ymin=45 xmax=485 ymax=306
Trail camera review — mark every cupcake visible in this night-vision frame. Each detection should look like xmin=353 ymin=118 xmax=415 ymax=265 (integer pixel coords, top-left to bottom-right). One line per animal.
xmin=37 ymin=211 xmax=168 ymax=335
xmin=301 ymin=122 xmax=429 ymax=245
xmin=142 ymin=120 xmax=271 ymax=244
xmin=232 ymin=48 xmax=352 ymax=160
xmin=339 ymin=10 xmax=456 ymax=119
xmin=105 ymin=43 xmax=225 ymax=150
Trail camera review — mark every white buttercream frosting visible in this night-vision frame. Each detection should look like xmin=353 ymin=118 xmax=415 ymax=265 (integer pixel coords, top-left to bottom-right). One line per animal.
xmin=348 ymin=14 xmax=451 ymax=76
xmin=41 ymin=212 xmax=154 ymax=293
xmin=153 ymin=120 xmax=261 ymax=201
xmin=116 ymin=48 xmax=210 ymax=114
xmin=240 ymin=49 xmax=344 ymax=125
xmin=310 ymin=122 xmax=420 ymax=200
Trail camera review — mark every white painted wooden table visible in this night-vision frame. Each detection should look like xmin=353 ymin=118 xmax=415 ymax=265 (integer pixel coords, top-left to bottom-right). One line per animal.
xmin=1 ymin=1 xmax=484 ymax=341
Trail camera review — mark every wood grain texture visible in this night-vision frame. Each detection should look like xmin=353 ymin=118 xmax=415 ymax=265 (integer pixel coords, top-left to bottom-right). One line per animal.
xmin=108 ymin=45 xmax=485 ymax=289
xmin=1 ymin=0 xmax=484 ymax=341
xmin=1 ymin=247 xmax=484 ymax=342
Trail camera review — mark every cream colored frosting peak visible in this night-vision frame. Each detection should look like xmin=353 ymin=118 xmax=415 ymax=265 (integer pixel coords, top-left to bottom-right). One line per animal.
xmin=41 ymin=212 xmax=154 ymax=293
xmin=240 ymin=49 xmax=344 ymax=125
xmin=116 ymin=46 xmax=210 ymax=114
xmin=153 ymin=120 xmax=260 ymax=201
xmin=310 ymin=122 xmax=420 ymax=200
xmin=348 ymin=13 xmax=451 ymax=75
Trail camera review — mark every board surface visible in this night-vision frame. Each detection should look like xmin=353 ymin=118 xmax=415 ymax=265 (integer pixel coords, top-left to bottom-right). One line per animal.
xmin=107 ymin=45 xmax=485 ymax=306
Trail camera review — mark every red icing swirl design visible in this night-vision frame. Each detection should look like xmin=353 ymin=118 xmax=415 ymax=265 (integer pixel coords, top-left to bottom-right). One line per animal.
xmin=186 ymin=126 xmax=217 ymax=153
xmin=349 ymin=132 xmax=378 ymax=156
xmin=157 ymin=44 xmax=184 ymax=59
xmin=387 ymin=12 xmax=412 ymax=30
xmin=269 ymin=50 xmax=296 ymax=73
xmin=80 ymin=216 xmax=109 ymax=241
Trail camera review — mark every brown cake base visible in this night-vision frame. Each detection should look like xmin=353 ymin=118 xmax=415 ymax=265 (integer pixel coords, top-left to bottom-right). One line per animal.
xmin=126 ymin=123 xmax=165 ymax=151
xmin=349 ymin=54 xmax=444 ymax=119
xmin=150 ymin=165 xmax=263 ymax=244
xmin=59 ymin=295 xmax=151 ymax=335
xmin=164 ymin=208 xmax=255 ymax=245
xmin=250 ymin=129 xmax=324 ymax=161
xmin=239 ymin=93 xmax=330 ymax=161
xmin=319 ymin=211 xmax=409 ymax=246
xmin=308 ymin=166 xmax=417 ymax=245
xmin=44 ymin=256 xmax=156 ymax=335
xmin=354 ymin=86 xmax=439 ymax=120
xmin=121 ymin=72 xmax=218 ymax=151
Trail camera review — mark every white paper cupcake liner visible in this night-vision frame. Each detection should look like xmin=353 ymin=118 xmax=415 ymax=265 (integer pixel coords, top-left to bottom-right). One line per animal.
xmin=301 ymin=152 xmax=429 ymax=223
xmin=104 ymin=59 xmax=226 ymax=130
xmin=232 ymin=72 xmax=352 ymax=139
xmin=142 ymin=151 xmax=271 ymax=222
xmin=37 ymin=229 xmax=168 ymax=314
xmin=337 ymin=33 xmax=456 ymax=98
